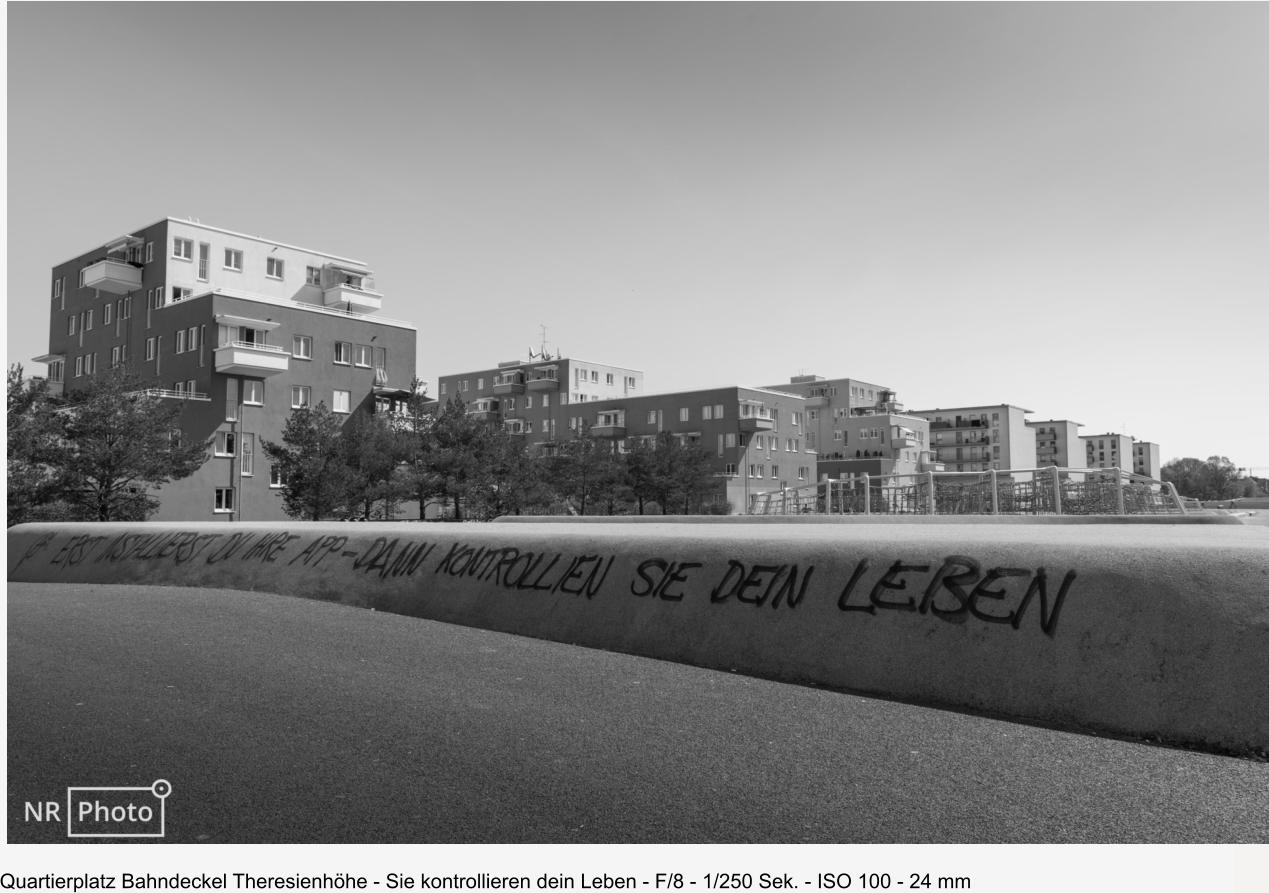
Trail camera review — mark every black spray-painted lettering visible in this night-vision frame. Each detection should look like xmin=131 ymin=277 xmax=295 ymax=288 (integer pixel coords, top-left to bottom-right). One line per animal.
xmin=837 ymin=554 xmax=1076 ymax=636
xmin=709 ymin=560 xmax=813 ymax=609
xmin=285 ymin=535 xmax=348 ymax=568
xmin=631 ymin=559 xmax=702 ymax=601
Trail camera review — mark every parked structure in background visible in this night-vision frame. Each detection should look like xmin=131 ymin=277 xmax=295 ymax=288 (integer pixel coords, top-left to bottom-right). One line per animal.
xmin=35 ymin=218 xmax=418 ymax=521
xmin=1027 ymin=419 xmax=1087 ymax=471
xmin=908 ymin=404 xmax=1037 ymax=474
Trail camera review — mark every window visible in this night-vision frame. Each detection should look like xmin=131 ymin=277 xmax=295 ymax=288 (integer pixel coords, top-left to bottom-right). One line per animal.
xmin=242 ymin=381 xmax=263 ymax=405
xmin=542 ymin=392 xmax=551 ymax=409
xmin=606 ymin=373 xmax=614 ymax=385
xmin=68 ymin=315 xmax=77 ymax=336
xmin=306 ymin=266 xmax=321 ymax=286
xmin=198 ymin=243 xmax=210 ymax=280
xmin=74 ymin=356 xmax=84 ymax=377
xmin=145 ymin=242 xmax=154 ymax=263
xmin=186 ymin=379 xmax=197 ymax=395
xmin=355 ymin=344 xmax=372 ymax=367
xmin=173 ymin=238 xmax=193 ymax=260
xmin=85 ymin=309 xmax=93 ymax=331
xmin=591 ymin=370 xmax=599 ymax=383
xmin=49 ymin=360 xmax=64 ymax=383
xmin=214 ymin=488 xmax=235 ymax=513
xmin=625 ymin=376 xmax=637 ymax=389
xmin=175 ymin=330 xmax=187 ymax=353
xmin=477 ymin=378 xmax=485 ymax=390
xmin=333 ymin=341 xmax=352 ymax=364
xmin=224 ymin=248 xmax=243 ymax=271
xmin=525 ymin=396 xmax=534 ymax=409
xmin=714 ymin=404 xmax=724 ymax=419
xmin=702 ymin=405 xmax=713 ymax=421
xmin=373 ymin=347 xmax=386 ymax=370
xmin=725 ymin=463 xmax=737 ymax=476
xmin=240 ymin=434 xmax=254 ymax=476
xmin=292 ymin=335 xmax=312 ymax=359
xmin=333 ymin=390 xmax=351 ymax=413
xmin=145 ymin=337 xmax=156 ymax=360
xmin=270 ymin=466 xmax=286 ymax=488
xmin=215 ymin=431 xmax=236 ymax=456
xmin=53 ymin=278 xmax=62 ymax=300
xmin=725 ymin=433 xmax=736 ymax=448
xmin=679 ymin=407 xmax=690 ymax=422
xmin=266 ymin=257 xmax=285 ymax=279
xmin=291 ymin=386 xmax=311 ymax=409
xmin=755 ymin=435 xmax=765 ymax=450
xmin=110 ymin=346 xmax=121 ymax=368
xmin=188 ymin=326 xmax=199 ymax=350
xmin=104 ymin=302 xmax=113 ymax=326
xmin=439 ymin=382 xmax=447 ymax=396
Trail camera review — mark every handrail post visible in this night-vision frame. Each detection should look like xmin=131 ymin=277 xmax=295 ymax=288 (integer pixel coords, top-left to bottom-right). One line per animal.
xmin=927 ymin=471 xmax=936 ymax=515
xmin=1115 ymin=468 xmax=1126 ymax=514
xmin=863 ymin=473 xmax=871 ymax=515
xmin=1052 ymin=466 xmax=1063 ymax=515
xmin=1165 ymin=481 xmax=1186 ymax=514
xmin=990 ymin=468 xmax=999 ymax=514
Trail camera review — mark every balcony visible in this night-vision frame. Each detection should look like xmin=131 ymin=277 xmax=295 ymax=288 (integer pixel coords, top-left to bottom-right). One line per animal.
xmin=527 ymin=373 xmax=560 ymax=391
xmin=323 ymin=281 xmax=383 ymax=314
xmin=135 ymin=388 xmax=212 ymax=402
xmin=468 ymin=399 xmax=501 ymax=423
xmin=738 ymin=416 xmax=775 ymax=433
xmin=81 ymin=259 xmax=143 ymax=294
xmin=803 ymin=394 xmax=827 ymax=408
xmin=592 ymin=423 xmax=627 ymax=439
xmin=214 ymin=342 xmax=290 ymax=376
xmin=493 ymin=374 xmax=526 ymax=396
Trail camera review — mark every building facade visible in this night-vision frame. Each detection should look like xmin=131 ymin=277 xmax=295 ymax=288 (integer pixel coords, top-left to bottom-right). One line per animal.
xmin=1133 ymin=440 xmax=1162 ymax=480
xmin=910 ymin=404 xmax=1037 ymax=473
xmin=572 ymin=384 xmax=814 ymax=511
xmin=1026 ymin=419 xmax=1086 ymax=469
xmin=437 ymin=356 xmax=644 ymax=447
xmin=1081 ymin=433 xmax=1135 ymax=473
xmin=37 ymin=218 xmax=418 ymax=521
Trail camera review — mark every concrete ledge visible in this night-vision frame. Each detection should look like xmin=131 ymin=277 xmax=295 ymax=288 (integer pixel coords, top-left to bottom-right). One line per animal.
xmin=9 ymin=521 xmax=1269 ymax=756
xmin=493 ymin=514 xmax=1244 ymax=525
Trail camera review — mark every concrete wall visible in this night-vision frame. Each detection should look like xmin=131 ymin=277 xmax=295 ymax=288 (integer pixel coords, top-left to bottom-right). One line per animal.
xmin=9 ymin=521 xmax=1268 ymax=756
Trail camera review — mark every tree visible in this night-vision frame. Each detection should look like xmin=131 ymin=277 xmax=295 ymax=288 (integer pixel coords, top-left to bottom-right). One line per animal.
xmin=339 ymin=410 xmax=414 ymax=520
xmin=465 ymin=430 xmax=553 ymax=520
xmin=1162 ymin=455 xmax=1246 ymax=501
xmin=408 ymin=396 xmax=492 ymax=521
xmin=263 ymin=402 xmax=357 ymax=520
xmin=7 ymin=365 xmax=69 ymax=525
xmin=53 ymin=370 xmax=211 ymax=521
xmin=548 ymin=429 xmax=625 ymax=516
xmin=640 ymin=431 xmax=719 ymax=514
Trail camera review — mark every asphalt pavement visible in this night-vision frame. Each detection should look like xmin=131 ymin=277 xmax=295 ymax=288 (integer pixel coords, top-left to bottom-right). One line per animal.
xmin=8 ymin=582 xmax=1268 ymax=844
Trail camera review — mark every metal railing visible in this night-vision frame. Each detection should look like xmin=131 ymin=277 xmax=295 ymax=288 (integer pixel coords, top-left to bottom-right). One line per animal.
xmin=216 ymin=341 xmax=289 ymax=354
xmin=132 ymin=388 xmax=211 ymax=402
xmin=748 ymin=467 xmax=1189 ymax=516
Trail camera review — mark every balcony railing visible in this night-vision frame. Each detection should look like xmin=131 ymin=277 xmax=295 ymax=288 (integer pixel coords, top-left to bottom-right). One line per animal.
xmin=81 ymin=259 xmax=143 ymax=295
xmin=214 ymin=341 xmax=290 ymax=376
xmin=134 ymin=388 xmax=212 ymax=402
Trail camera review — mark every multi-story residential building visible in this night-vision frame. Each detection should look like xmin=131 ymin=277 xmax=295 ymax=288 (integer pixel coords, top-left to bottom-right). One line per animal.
xmin=762 ymin=374 xmax=933 ymax=479
xmin=35 ymin=218 xmax=418 ymax=521
xmin=1081 ymin=433 xmax=1135 ymax=473
xmin=437 ymin=355 xmax=644 ymax=446
xmin=1027 ymin=419 xmax=1086 ymax=469
xmin=910 ymin=404 xmax=1037 ymax=473
xmin=1133 ymin=440 xmax=1162 ymax=480
xmin=572 ymin=385 xmax=813 ymax=511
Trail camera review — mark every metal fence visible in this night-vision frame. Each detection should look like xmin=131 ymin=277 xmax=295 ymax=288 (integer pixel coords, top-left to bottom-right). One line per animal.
xmin=748 ymin=467 xmax=1189 ymax=516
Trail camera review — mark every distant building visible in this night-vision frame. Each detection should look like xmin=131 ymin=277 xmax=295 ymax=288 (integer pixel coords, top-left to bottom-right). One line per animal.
xmin=1081 ymin=433 xmax=1135 ymax=472
xmin=35 ymin=218 xmax=418 ymax=521
xmin=436 ymin=355 xmax=644 ymax=446
xmin=763 ymin=375 xmax=933 ymax=479
xmin=909 ymin=404 xmax=1037 ymax=473
xmin=1133 ymin=440 xmax=1162 ymax=479
xmin=574 ymin=384 xmax=813 ymax=511
xmin=1026 ymin=419 xmax=1086 ymax=469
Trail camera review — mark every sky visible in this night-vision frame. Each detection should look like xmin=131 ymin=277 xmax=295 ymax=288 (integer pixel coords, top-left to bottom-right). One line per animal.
xmin=7 ymin=3 xmax=1268 ymax=472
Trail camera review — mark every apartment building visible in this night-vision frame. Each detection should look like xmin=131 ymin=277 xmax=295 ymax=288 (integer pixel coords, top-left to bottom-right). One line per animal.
xmin=763 ymin=375 xmax=933 ymax=478
xmin=436 ymin=355 xmax=644 ymax=445
xmin=909 ymin=404 xmax=1037 ymax=473
xmin=1081 ymin=433 xmax=1135 ymax=473
xmin=36 ymin=218 xmax=418 ymax=521
xmin=1026 ymin=419 xmax=1086 ymax=469
xmin=572 ymin=384 xmax=813 ymax=511
xmin=1133 ymin=440 xmax=1162 ymax=480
